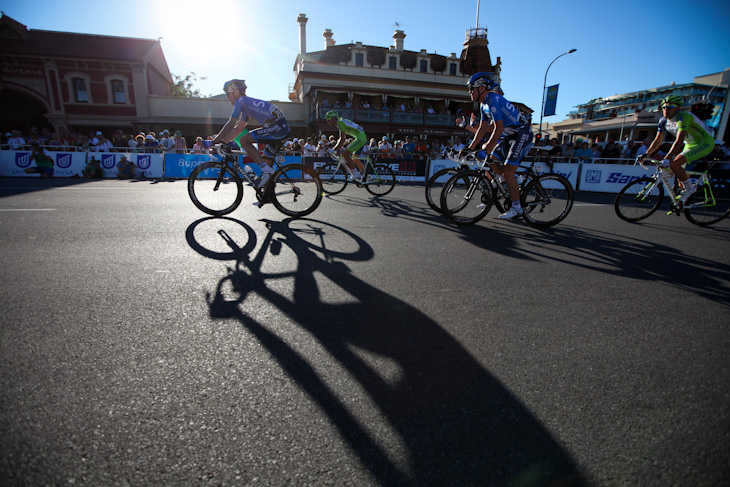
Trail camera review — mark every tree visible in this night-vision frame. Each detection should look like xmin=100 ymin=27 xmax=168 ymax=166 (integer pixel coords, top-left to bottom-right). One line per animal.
xmin=170 ymin=72 xmax=207 ymax=97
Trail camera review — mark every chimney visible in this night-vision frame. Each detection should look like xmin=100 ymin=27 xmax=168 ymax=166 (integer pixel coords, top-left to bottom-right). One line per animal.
xmin=392 ymin=30 xmax=406 ymax=51
xmin=323 ymin=29 xmax=335 ymax=49
xmin=297 ymin=13 xmax=308 ymax=56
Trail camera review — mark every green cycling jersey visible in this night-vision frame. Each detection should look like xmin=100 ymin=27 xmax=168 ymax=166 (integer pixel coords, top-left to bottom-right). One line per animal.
xmin=336 ymin=118 xmax=367 ymax=153
xmin=658 ymin=110 xmax=714 ymax=164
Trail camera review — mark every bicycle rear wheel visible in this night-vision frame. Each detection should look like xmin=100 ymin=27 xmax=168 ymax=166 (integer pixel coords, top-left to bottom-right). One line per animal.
xmin=614 ymin=177 xmax=664 ymax=222
xmin=269 ymin=163 xmax=323 ymax=217
xmin=440 ymin=170 xmax=492 ymax=225
xmin=188 ymin=161 xmax=243 ymax=216
xmin=364 ymin=164 xmax=396 ymax=196
xmin=317 ymin=162 xmax=348 ymax=195
xmin=425 ymin=167 xmax=460 ymax=213
xmin=684 ymin=178 xmax=730 ymax=226
xmin=521 ymin=173 xmax=574 ymax=227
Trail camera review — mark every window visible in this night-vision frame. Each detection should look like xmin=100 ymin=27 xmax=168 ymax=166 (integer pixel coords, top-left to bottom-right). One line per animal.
xmin=111 ymin=80 xmax=126 ymax=104
xmin=420 ymin=60 xmax=428 ymax=73
xmin=389 ymin=56 xmax=397 ymax=70
xmin=73 ymin=78 xmax=88 ymax=102
xmin=449 ymin=63 xmax=457 ymax=76
xmin=355 ymin=53 xmax=364 ymax=67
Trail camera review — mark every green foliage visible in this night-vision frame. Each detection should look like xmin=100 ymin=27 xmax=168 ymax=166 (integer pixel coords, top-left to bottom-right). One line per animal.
xmin=170 ymin=72 xmax=207 ymax=98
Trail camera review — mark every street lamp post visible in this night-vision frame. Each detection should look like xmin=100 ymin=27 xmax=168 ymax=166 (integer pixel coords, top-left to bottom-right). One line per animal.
xmin=539 ymin=49 xmax=577 ymax=139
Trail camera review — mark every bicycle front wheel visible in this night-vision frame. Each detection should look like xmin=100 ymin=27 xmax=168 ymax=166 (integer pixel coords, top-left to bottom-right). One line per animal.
xmin=440 ymin=170 xmax=492 ymax=225
xmin=269 ymin=163 xmax=323 ymax=218
xmin=425 ymin=167 xmax=460 ymax=213
xmin=684 ymin=179 xmax=730 ymax=226
xmin=317 ymin=162 xmax=348 ymax=195
xmin=364 ymin=164 xmax=396 ymax=196
xmin=521 ymin=173 xmax=574 ymax=227
xmin=188 ymin=161 xmax=243 ymax=216
xmin=614 ymin=177 xmax=664 ymax=222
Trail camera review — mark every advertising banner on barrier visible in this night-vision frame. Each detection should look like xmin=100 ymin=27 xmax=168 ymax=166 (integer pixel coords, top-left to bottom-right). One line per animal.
xmin=304 ymin=156 xmax=428 ymax=182
xmin=577 ymin=163 xmax=654 ymax=193
xmin=0 ymin=150 xmax=87 ymax=177
xmin=0 ymin=150 xmax=163 ymax=178
xmin=99 ymin=153 xmax=164 ymax=178
xmin=164 ymin=153 xmax=218 ymax=178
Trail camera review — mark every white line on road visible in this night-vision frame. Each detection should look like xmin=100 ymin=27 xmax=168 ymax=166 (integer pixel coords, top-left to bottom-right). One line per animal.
xmin=0 ymin=208 xmax=57 ymax=212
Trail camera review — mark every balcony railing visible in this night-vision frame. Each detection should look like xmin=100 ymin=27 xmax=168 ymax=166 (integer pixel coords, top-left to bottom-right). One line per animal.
xmin=316 ymin=108 xmax=455 ymax=127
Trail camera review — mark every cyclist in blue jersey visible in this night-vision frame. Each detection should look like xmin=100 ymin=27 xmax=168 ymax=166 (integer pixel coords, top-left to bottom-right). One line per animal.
xmin=458 ymin=72 xmax=533 ymax=220
xmin=211 ymin=79 xmax=290 ymax=187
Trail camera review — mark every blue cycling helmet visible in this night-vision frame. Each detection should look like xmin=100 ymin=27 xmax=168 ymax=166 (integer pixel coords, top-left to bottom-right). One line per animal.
xmin=223 ymin=79 xmax=247 ymax=94
xmin=467 ymin=72 xmax=499 ymax=91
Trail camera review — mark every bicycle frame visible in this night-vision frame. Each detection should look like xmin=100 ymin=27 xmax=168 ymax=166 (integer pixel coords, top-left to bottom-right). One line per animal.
xmin=636 ymin=162 xmax=715 ymax=210
xmin=331 ymin=153 xmax=380 ymax=185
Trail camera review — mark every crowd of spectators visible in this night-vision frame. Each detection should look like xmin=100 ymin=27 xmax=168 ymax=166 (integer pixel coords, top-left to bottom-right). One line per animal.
xmin=0 ymin=127 xmax=203 ymax=154
xmin=280 ymin=133 xmax=468 ymax=161
xmin=318 ymin=98 xmax=456 ymax=116
xmin=5 ymin=127 xmax=727 ymax=165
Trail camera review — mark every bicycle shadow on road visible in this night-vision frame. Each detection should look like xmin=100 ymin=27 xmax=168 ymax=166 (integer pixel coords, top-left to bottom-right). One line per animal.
xmin=186 ymin=217 xmax=590 ymax=486
xmin=461 ymin=221 xmax=730 ymax=306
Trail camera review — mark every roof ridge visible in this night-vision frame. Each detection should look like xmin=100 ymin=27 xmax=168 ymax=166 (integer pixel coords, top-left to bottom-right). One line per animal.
xmin=29 ymin=28 xmax=158 ymax=43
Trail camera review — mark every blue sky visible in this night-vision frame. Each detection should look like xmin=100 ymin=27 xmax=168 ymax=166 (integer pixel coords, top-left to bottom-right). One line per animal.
xmin=2 ymin=0 xmax=730 ymax=120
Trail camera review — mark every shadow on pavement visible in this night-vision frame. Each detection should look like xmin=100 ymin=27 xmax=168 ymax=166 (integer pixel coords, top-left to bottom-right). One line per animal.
xmin=186 ymin=217 xmax=590 ymax=486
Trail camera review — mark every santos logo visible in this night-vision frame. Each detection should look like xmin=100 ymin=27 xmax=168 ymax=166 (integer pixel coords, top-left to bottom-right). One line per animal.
xmin=101 ymin=154 xmax=117 ymax=169
xmin=137 ymin=155 xmax=151 ymax=170
xmin=15 ymin=152 xmax=32 ymax=169
xmin=56 ymin=154 xmax=72 ymax=169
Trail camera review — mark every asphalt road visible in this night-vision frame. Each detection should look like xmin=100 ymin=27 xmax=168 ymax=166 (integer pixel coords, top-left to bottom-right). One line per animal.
xmin=1 ymin=178 xmax=729 ymax=486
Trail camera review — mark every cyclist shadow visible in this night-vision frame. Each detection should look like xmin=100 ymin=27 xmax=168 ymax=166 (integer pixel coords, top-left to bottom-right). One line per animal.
xmin=187 ymin=217 xmax=589 ymax=486
xmin=458 ymin=221 xmax=730 ymax=306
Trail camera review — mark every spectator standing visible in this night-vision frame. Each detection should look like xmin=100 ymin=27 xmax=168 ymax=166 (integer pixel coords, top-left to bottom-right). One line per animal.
xmin=173 ymin=131 xmax=187 ymax=153
xmin=415 ymin=138 xmax=428 ymax=155
xmin=61 ymin=130 xmax=75 ymax=148
xmin=547 ymin=138 xmax=562 ymax=160
xmin=378 ymin=136 xmax=392 ymax=156
xmin=575 ymin=142 xmax=593 ymax=163
xmin=303 ymin=137 xmax=316 ymax=156
xmin=8 ymin=130 xmax=26 ymax=150
xmin=402 ymin=137 xmax=415 ymax=160
xmin=144 ymin=135 xmax=159 ymax=152
xmin=112 ymin=130 xmax=128 ymax=150
xmin=192 ymin=137 xmax=207 ymax=154
xmin=600 ymin=141 xmax=621 ymax=161
xmin=592 ymin=144 xmax=602 ymax=160
xmin=452 ymin=137 xmax=465 ymax=152
xmin=159 ymin=131 xmax=175 ymax=153
xmin=94 ymin=133 xmax=113 ymax=152
xmin=635 ymin=137 xmax=652 ymax=159
xmin=563 ymin=143 xmax=575 ymax=162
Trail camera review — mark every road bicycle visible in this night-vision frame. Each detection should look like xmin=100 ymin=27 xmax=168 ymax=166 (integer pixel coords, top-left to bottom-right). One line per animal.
xmin=188 ymin=144 xmax=322 ymax=218
xmin=425 ymin=149 xmax=537 ymax=216
xmin=439 ymin=152 xmax=574 ymax=227
xmin=317 ymin=152 xmax=396 ymax=197
xmin=614 ymin=159 xmax=730 ymax=226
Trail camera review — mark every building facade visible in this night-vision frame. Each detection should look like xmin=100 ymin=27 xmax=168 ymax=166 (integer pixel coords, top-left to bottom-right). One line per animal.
xmin=0 ymin=14 xmax=176 ymax=136
xmin=538 ymin=68 xmax=730 ymax=144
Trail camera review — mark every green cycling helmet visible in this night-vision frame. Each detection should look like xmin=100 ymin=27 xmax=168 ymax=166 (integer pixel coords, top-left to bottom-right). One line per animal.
xmin=325 ymin=110 xmax=339 ymax=120
xmin=661 ymin=95 xmax=683 ymax=107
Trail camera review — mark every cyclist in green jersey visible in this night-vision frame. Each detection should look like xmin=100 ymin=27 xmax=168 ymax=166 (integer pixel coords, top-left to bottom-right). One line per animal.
xmin=638 ymin=95 xmax=714 ymax=203
xmin=325 ymin=110 xmax=368 ymax=181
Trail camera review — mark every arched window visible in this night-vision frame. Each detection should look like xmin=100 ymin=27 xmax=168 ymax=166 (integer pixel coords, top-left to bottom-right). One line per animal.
xmin=73 ymin=77 xmax=88 ymax=102
xmin=111 ymin=80 xmax=126 ymax=104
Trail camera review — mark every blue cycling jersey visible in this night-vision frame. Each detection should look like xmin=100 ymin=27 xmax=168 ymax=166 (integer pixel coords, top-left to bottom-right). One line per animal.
xmin=230 ymin=96 xmax=285 ymax=126
xmin=480 ymin=92 xmax=527 ymax=136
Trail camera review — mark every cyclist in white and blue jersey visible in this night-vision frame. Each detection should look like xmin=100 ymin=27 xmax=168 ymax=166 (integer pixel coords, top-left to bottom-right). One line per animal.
xmin=211 ymin=79 xmax=290 ymax=187
xmin=459 ymin=72 xmax=533 ymax=220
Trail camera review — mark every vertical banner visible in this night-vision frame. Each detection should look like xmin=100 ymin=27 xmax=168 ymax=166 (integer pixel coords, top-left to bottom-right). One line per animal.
xmin=543 ymin=84 xmax=559 ymax=117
